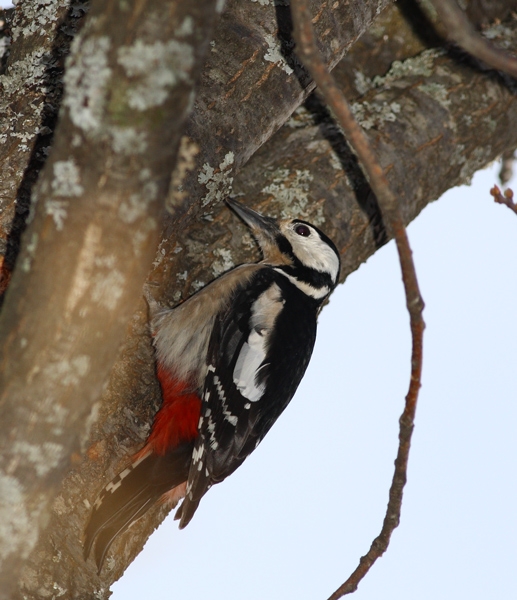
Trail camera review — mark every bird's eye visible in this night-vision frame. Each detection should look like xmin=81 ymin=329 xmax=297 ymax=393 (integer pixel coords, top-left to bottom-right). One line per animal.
xmin=294 ymin=224 xmax=311 ymax=237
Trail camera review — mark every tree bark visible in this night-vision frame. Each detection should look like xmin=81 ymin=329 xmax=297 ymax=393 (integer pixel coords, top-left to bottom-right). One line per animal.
xmin=0 ymin=0 xmax=219 ymax=595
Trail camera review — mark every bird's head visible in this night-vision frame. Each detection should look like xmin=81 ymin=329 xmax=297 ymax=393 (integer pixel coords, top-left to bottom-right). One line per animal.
xmin=227 ymin=198 xmax=341 ymax=299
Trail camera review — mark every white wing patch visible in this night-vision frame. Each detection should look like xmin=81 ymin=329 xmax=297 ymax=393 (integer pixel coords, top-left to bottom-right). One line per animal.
xmin=234 ymin=329 xmax=268 ymax=401
xmin=233 ymin=283 xmax=284 ymax=402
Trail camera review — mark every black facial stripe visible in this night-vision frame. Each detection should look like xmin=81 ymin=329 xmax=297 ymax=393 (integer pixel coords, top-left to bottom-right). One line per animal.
xmin=275 ymin=234 xmax=295 ymax=261
xmin=275 ymin=264 xmax=334 ymax=291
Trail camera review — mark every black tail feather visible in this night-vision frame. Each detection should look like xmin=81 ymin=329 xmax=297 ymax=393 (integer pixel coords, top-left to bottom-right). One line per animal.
xmin=84 ymin=442 xmax=193 ymax=571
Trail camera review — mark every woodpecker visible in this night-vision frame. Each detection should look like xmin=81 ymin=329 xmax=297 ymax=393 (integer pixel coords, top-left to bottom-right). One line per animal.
xmin=84 ymin=199 xmax=340 ymax=570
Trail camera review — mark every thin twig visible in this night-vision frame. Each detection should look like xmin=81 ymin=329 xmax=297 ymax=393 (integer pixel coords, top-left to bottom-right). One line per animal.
xmin=421 ymin=0 xmax=517 ymax=78
xmin=289 ymin=1 xmax=425 ymax=598
xmin=491 ymin=184 xmax=517 ymax=215
xmin=499 ymin=151 xmax=515 ymax=186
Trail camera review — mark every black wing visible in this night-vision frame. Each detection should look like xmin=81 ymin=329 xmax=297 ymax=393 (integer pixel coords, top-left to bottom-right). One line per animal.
xmin=84 ymin=442 xmax=192 ymax=570
xmin=176 ymin=269 xmax=318 ymax=528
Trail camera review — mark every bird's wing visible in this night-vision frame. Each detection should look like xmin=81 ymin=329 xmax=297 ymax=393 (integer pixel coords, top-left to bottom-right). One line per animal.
xmin=176 ymin=270 xmax=317 ymax=528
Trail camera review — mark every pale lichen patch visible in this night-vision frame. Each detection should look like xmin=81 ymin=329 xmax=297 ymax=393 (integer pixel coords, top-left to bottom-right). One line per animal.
xmin=198 ymin=151 xmax=235 ymax=207
xmin=418 ymin=82 xmax=451 ymax=107
xmin=212 ymin=248 xmax=235 ymax=278
xmin=64 ymin=35 xmax=112 ymax=134
xmin=119 ymin=195 xmax=147 ymax=224
xmin=44 ymin=355 xmax=91 ymax=387
xmin=10 ymin=0 xmax=65 ymax=41
xmin=0 ymin=35 xmax=10 ymax=63
xmin=117 ymin=39 xmax=194 ymax=111
xmin=459 ymin=146 xmax=493 ymax=185
xmin=66 ymin=223 xmax=102 ymax=317
xmin=354 ymin=70 xmax=372 ymax=95
xmin=372 ymin=48 xmax=446 ymax=88
xmin=0 ymin=48 xmax=49 ymax=95
xmin=91 ymin=261 xmax=126 ymax=311
xmin=0 ymin=474 xmax=37 ymax=560
xmin=169 ymin=136 xmax=200 ymax=204
xmin=191 ymin=280 xmax=206 ymax=292
xmin=111 ymin=127 xmax=147 ymax=154
xmin=52 ymin=158 xmax=84 ymax=197
xmin=11 ymin=441 xmax=64 ymax=478
xmin=264 ymin=34 xmax=293 ymax=75
xmin=45 ymin=200 xmax=68 ymax=231
xmin=261 ymin=168 xmax=324 ymax=224
xmin=152 ymin=244 xmax=167 ymax=269
xmin=175 ymin=16 xmax=194 ymax=37
xmin=20 ymin=232 xmax=39 ymax=272
xmin=350 ymin=100 xmax=401 ymax=130
xmin=484 ymin=23 xmax=513 ymax=48
xmin=286 ymin=105 xmax=316 ymax=129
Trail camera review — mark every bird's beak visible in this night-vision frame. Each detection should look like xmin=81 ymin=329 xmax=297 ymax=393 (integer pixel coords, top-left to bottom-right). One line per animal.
xmin=226 ymin=199 xmax=279 ymax=239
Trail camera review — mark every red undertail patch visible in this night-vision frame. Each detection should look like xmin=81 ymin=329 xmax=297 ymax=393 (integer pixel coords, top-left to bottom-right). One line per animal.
xmin=137 ymin=364 xmax=201 ymax=457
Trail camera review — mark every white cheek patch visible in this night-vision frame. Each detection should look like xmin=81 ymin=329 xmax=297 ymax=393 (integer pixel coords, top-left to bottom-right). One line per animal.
xmin=285 ymin=226 xmax=340 ymax=283
xmin=233 ymin=329 xmax=268 ymax=402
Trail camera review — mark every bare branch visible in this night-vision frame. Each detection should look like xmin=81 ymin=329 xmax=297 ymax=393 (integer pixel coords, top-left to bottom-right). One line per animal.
xmin=290 ymin=0 xmax=425 ymax=596
xmin=419 ymin=0 xmax=517 ymax=78
xmin=491 ymin=184 xmax=517 ymax=214
xmin=499 ymin=150 xmax=515 ymax=185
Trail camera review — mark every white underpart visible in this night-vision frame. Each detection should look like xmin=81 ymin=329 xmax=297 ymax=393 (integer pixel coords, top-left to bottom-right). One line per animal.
xmin=283 ymin=223 xmax=340 ymax=283
xmin=274 ymin=268 xmax=330 ymax=300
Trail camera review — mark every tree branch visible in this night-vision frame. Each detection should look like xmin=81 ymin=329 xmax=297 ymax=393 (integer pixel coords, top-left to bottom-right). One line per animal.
xmin=290 ymin=0 xmax=424 ymax=596
xmin=0 ymin=0 xmax=219 ymax=594
xmin=420 ymin=0 xmax=517 ymax=78
xmin=491 ymin=184 xmax=517 ymax=215
xmin=163 ymin=0 xmax=394 ymax=223
xmin=0 ymin=0 xmax=87 ymax=288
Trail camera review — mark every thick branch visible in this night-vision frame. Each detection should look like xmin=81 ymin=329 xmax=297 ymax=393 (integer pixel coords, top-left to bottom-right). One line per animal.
xmin=0 ymin=0 xmax=219 ymax=594
xmin=234 ymin=18 xmax=517 ymax=278
xmin=420 ymin=0 xmax=517 ymax=77
xmin=0 ymin=0 xmax=87 ymax=281
xmin=163 ymin=0 xmax=394 ymax=221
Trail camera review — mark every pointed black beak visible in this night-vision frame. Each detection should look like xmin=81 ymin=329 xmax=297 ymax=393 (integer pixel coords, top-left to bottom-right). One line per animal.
xmin=226 ymin=198 xmax=279 ymax=238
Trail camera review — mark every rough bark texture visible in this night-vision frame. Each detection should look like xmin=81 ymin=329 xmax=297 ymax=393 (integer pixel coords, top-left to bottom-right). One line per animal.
xmin=165 ymin=0 xmax=392 ymax=217
xmin=0 ymin=1 xmax=88 ymax=287
xmin=0 ymin=0 xmax=515 ymax=597
xmin=0 ymin=0 xmax=220 ymax=596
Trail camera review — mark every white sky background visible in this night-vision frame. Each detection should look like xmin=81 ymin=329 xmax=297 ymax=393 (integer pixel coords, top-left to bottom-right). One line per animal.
xmin=0 ymin=2 xmax=515 ymax=596
xmin=111 ymin=162 xmax=517 ymax=600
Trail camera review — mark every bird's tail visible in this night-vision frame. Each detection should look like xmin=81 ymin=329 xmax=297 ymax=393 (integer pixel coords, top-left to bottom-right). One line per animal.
xmin=84 ymin=442 xmax=193 ymax=571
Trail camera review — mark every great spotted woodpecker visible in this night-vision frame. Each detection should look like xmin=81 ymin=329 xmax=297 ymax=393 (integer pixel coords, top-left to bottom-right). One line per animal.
xmin=84 ymin=199 xmax=340 ymax=569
